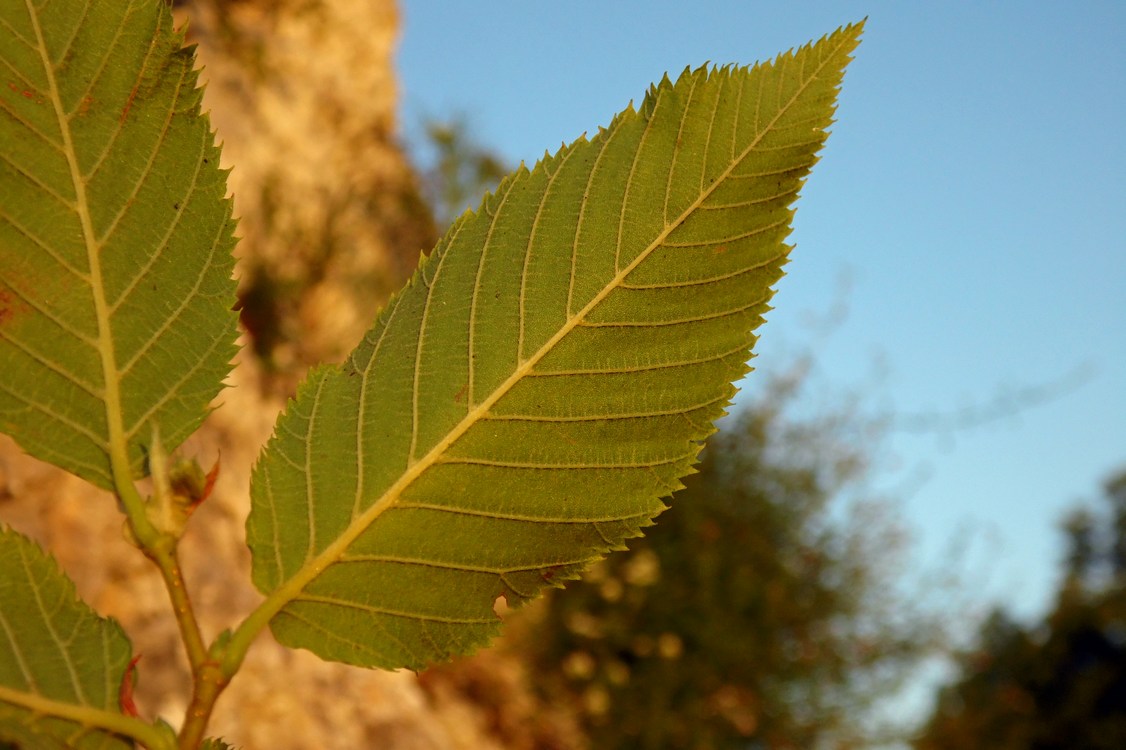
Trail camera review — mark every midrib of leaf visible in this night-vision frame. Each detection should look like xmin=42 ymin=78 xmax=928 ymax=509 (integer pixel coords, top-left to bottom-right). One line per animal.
xmin=0 ymin=684 xmax=143 ymax=743
xmin=27 ymin=2 xmax=135 ymax=506
xmin=0 ymin=526 xmax=166 ymax=749
xmin=234 ymin=35 xmax=847 ymax=650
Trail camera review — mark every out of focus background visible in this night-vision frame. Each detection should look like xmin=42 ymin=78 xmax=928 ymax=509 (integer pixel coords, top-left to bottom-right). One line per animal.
xmin=201 ymin=0 xmax=1126 ymax=746
xmin=4 ymin=1 xmax=1120 ymax=748
xmin=396 ymin=3 xmax=1126 ymax=746
xmin=397 ymin=0 xmax=1126 ymax=626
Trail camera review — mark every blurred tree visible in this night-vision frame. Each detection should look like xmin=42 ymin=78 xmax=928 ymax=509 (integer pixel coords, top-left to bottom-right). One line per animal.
xmin=915 ymin=470 xmax=1126 ymax=750
xmin=419 ymin=116 xmax=509 ymax=229
xmin=518 ymin=363 xmax=945 ymax=750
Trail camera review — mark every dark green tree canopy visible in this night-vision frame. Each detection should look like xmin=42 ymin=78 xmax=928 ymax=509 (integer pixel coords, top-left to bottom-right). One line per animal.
xmin=522 ymin=369 xmax=937 ymax=749
xmin=916 ymin=470 xmax=1126 ymax=750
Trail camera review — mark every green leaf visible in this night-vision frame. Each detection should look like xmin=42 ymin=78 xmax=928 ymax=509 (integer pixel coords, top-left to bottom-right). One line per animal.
xmin=200 ymin=740 xmax=238 ymax=750
xmin=247 ymin=24 xmax=862 ymax=670
xmin=0 ymin=1 xmax=238 ymax=490
xmin=0 ymin=528 xmax=133 ymax=749
xmin=0 ymin=721 xmax=70 ymax=750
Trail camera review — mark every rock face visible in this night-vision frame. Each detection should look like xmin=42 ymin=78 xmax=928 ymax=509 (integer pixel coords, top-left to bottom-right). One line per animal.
xmin=185 ymin=0 xmax=436 ymax=382
xmin=1 ymin=1 xmax=580 ymax=748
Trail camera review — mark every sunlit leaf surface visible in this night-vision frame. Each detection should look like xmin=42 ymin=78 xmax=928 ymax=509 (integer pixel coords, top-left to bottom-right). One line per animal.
xmin=0 ymin=1 xmax=238 ymax=489
xmin=0 ymin=528 xmax=132 ymax=749
xmin=248 ymin=24 xmax=862 ymax=670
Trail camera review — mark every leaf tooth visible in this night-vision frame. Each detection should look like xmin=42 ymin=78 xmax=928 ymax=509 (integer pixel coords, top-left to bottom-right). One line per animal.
xmin=247 ymin=22 xmax=863 ymax=671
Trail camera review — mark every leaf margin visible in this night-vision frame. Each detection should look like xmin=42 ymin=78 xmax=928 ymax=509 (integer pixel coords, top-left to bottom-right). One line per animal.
xmin=240 ymin=21 xmax=865 ymax=672
xmin=0 ymin=0 xmax=240 ymax=493
xmin=0 ymin=526 xmax=164 ymax=749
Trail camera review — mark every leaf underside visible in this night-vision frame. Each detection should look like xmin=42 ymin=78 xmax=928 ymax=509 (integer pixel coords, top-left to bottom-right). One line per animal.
xmin=200 ymin=740 xmax=237 ymax=750
xmin=0 ymin=1 xmax=238 ymax=490
xmin=248 ymin=23 xmax=862 ymax=671
xmin=0 ymin=527 xmax=132 ymax=750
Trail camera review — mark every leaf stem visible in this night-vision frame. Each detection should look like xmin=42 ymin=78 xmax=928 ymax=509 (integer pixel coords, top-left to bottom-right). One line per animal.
xmin=177 ymin=652 xmax=231 ymax=750
xmin=28 ymin=0 xmax=150 ymax=535
xmin=28 ymin=2 xmax=226 ymax=745
xmin=32 ymin=0 xmax=203 ymax=675
xmin=225 ymin=578 xmax=301 ymax=679
xmin=0 ymin=684 xmax=173 ymax=750
xmin=148 ymin=543 xmax=208 ymax=671
xmin=139 ymin=427 xmax=208 ymax=671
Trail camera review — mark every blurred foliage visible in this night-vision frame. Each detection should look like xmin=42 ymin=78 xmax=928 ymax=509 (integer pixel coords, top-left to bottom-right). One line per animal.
xmin=915 ymin=471 xmax=1126 ymax=750
xmin=519 ymin=362 xmax=945 ymax=750
xmin=419 ymin=117 xmax=509 ymax=229
xmin=417 ymin=648 xmax=587 ymax=750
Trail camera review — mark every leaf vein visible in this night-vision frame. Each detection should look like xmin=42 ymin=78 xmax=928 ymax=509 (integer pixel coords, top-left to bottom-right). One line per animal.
xmin=94 ymin=59 xmax=190 ymax=252
xmin=0 ymin=96 xmax=66 ymax=154
xmin=114 ymin=179 xmax=219 ymax=381
xmin=614 ymin=93 xmax=661 ymax=276
xmin=619 ymin=247 xmax=788 ymax=289
xmin=567 ymin=128 xmax=612 ymax=316
xmin=728 ymin=66 xmax=744 ymax=164
xmin=700 ymin=69 xmax=722 ymax=193
xmin=395 ymin=501 xmax=654 ymax=525
xmin=518 ymin=144 xmax=581 ymax=362
xmin=120 ymin=295 xmax=230 ymax=444
xmin=0 ymin=609 xmax=37 ymax=694
xmin=0 ymin=327 xmax=101 ymax=397
xmin=0 ymin=13 xmax=35 ymax=51
xmin=19 ymin=534 xmax=88 ymax=706
xmin=663 ymin=71 xmax=700 ymax=224
xmin=437 ymin=455 xmax=686 ymax=470
xmin=263 ymin=469 xmax=285 ymax=587
xmin=62 ymin=6 xmax=130 ymax=122
xmin=336 ymin=554 xmax=591 ymax=576
xmin=469 ymin=173 xmax=517 ymax=407
xmin=352 ymin=295 xmax=402 ymax=520
xmin=727 ymin=161 xmax=818 ymax=180
xmin=699 ymin=189 xmax=795 ymax=210
xmin=291 ymin=594 xmax=494 ymax=625
xmin=83 ymin=6 xmax=164 ymax=183
xmin=661 ymin=215 xmax=790 ymax=248
xmin=107 ymin=123 xmax=207 ymax=315
xmin=578 ymin=297 xmax=768 ymax=327
xmin=276 ymin=607 xmax=422 ymax=667
xmin=0 ymin=149 xmax=76 ymax=207
xmin=529 ymin=339 xmax=754 ymax=376
xmin=0 ymin=380 xmax=106 ymax=445
xmin=0 ymin=274 xmax=100 ymax=345
xmin=302 ymin=373 xmax=329 ymax=563
xmin=409 ymin=219 xmax=465 ymax=465
xmin=0 ymin=210 xmax=90 ymax=280
xmin=486 ymin=393 xmax=732 ymax=423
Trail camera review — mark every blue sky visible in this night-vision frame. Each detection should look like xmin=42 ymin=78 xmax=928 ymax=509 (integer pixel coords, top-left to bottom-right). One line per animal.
xmin=396 ymin=2 xmax=1126 ymax=626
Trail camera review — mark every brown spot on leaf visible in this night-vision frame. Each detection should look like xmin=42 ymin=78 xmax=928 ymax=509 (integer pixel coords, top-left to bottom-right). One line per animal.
xmin=0 ymin=289 xmax=22 ymax=326
xmin=120 ymin=84 xmax=139 ymax=124
xmin=7 ymin=81 xmax=43 ymax=104
xmin=541 ymin=565 xmax=564 ymax=583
